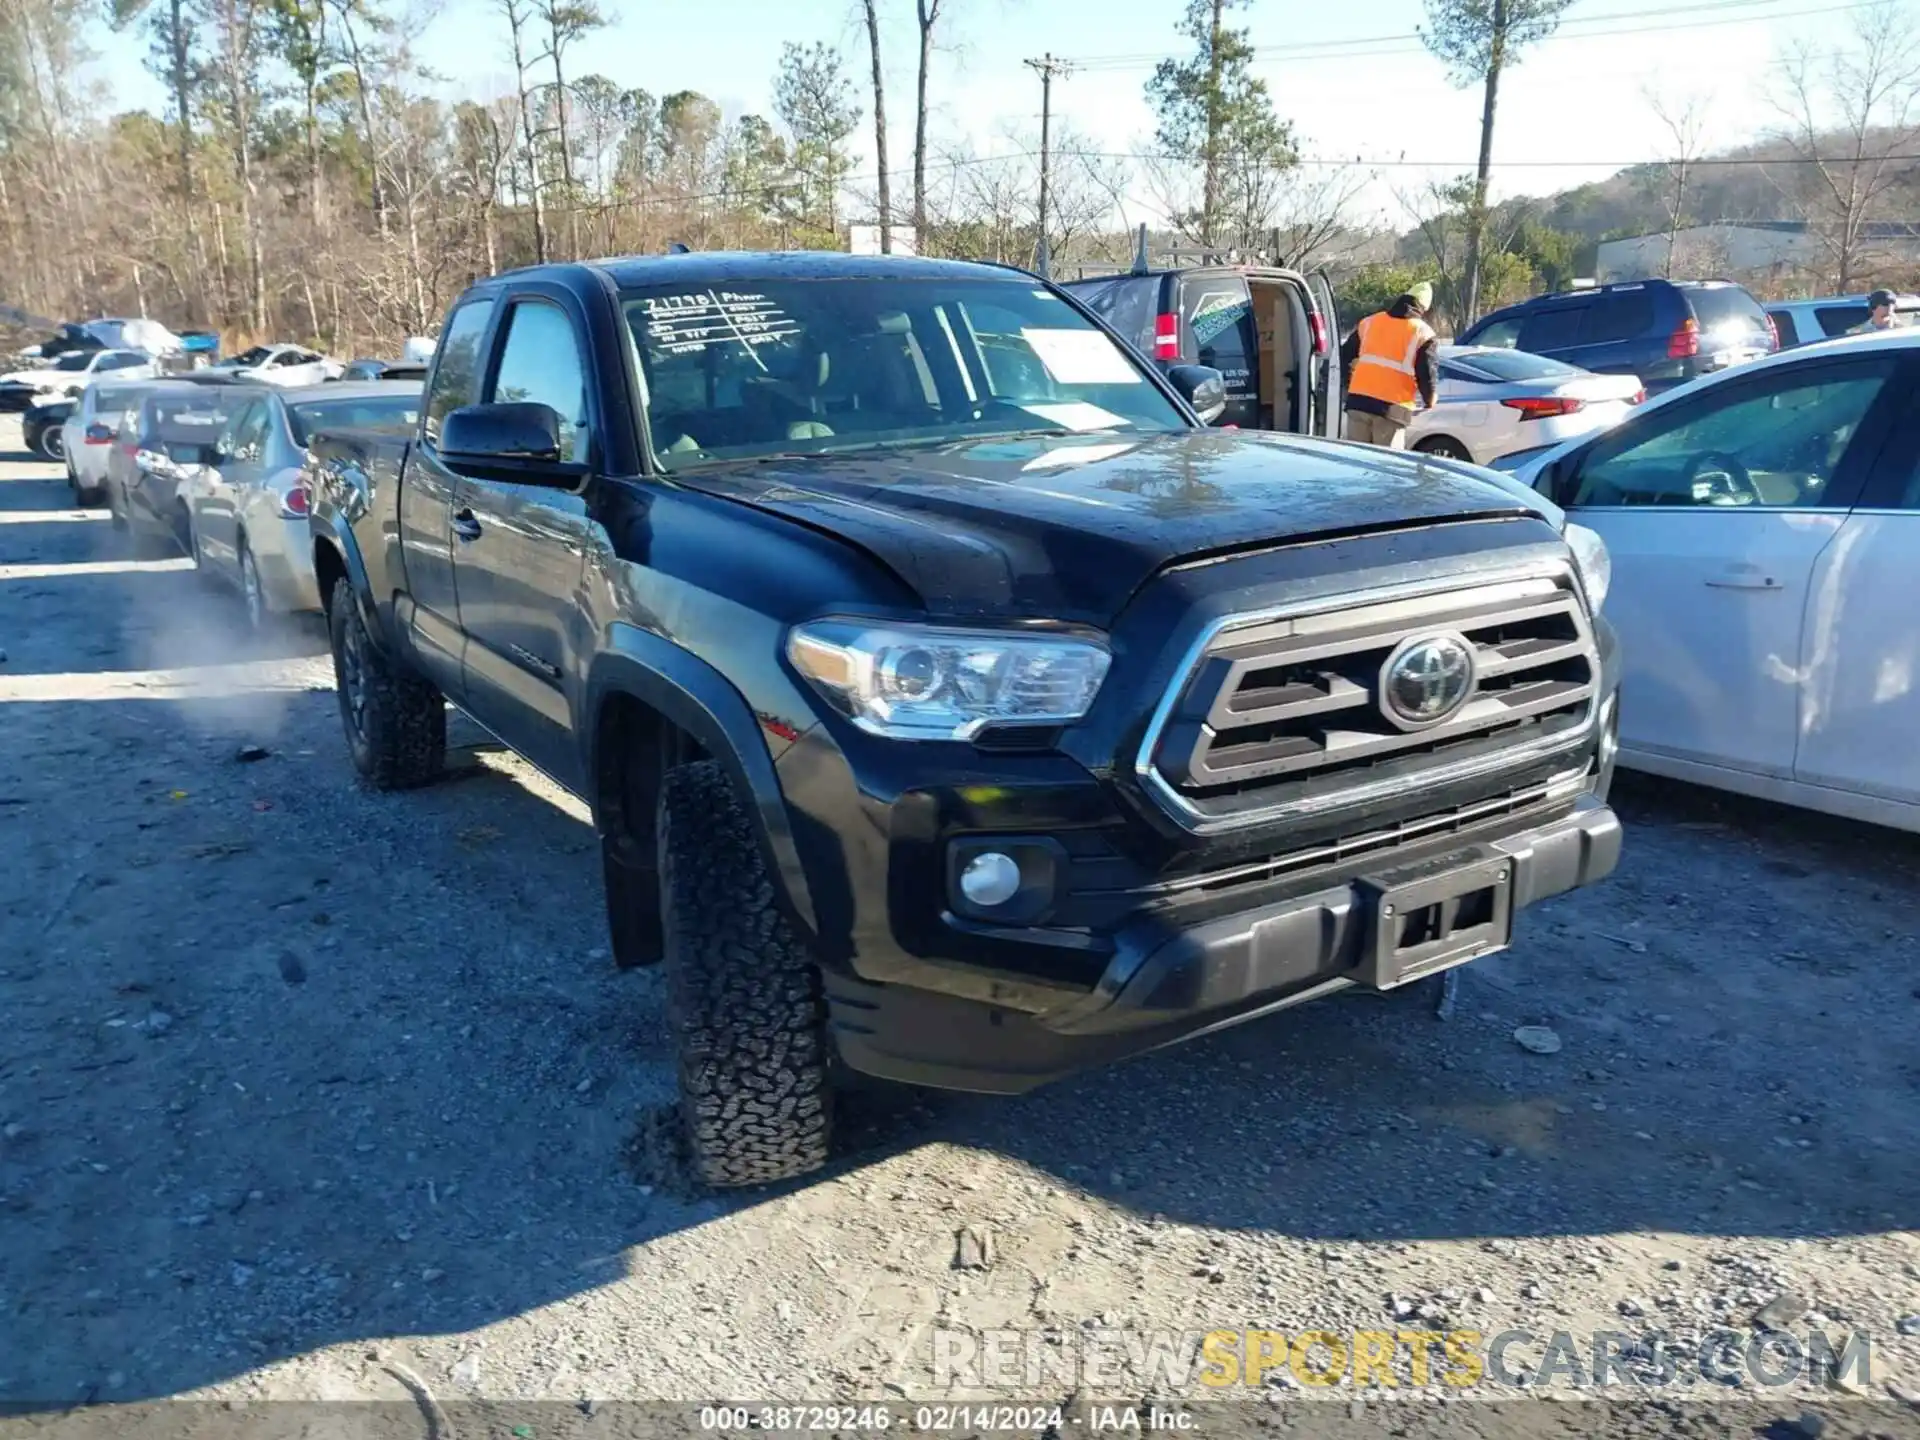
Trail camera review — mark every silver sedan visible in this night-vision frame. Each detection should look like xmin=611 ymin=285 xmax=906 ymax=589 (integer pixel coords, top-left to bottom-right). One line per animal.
xmin=183 ymin=381 xmax=421 ymax=630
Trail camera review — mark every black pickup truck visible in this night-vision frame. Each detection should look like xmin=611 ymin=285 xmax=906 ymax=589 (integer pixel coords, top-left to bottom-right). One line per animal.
xmin=307 ymin=252 xmax=1623 ymax=1187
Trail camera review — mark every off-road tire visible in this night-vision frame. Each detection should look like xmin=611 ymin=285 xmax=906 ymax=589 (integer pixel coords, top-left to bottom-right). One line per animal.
xmin=658 ymin=760 xmax=832 ymax=1187
xmin=328 ymin=575 xmax=445 ymax=789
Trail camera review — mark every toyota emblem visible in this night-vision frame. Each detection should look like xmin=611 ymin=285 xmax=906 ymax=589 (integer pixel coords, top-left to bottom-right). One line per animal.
xmin=1380 ymin=632 xmax=1477 ymax=729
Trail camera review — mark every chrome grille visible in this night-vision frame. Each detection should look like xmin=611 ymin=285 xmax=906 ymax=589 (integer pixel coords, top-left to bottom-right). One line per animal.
xmin=1140 ymin=570 xmax=1600 ymax=832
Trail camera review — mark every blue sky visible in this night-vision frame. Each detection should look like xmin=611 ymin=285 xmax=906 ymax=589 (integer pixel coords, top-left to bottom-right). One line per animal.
xmin=81 ymin=0 xmax=1890 ymax=223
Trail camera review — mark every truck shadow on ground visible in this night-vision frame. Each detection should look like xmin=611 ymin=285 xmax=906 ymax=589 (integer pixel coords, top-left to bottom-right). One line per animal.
xmin=4 ymin=455 xmax=1918 ymax=1405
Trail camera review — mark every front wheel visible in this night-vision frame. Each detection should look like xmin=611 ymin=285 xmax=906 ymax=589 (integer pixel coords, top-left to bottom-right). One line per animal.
xmin=38 ymin=426 xmax=65 ymax=462
xmin=658 ymin=760 xmax=833 ymax=1187
xmin=327 ymin=576 xmax=446 ymax=789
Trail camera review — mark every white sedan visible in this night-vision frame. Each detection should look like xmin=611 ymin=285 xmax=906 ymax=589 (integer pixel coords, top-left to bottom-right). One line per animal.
xmin=212 ymin=344 xmax=342 ymax=387
xmin=1406 ymin=346 xmax=1644 ymax=465
xmin=1511 ymin=327 xmax=1920 ymax=831
xmin=0 ymin=348 xmax=156 ymax=409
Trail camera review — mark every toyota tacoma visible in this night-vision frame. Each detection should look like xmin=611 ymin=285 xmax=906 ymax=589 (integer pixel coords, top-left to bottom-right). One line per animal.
xmin=306 ymin=252 xmax=1623 ymax=1186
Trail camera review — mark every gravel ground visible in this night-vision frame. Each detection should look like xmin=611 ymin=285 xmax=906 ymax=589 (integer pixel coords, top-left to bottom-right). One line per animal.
xmin=2 ymin=418 xmax=1919 ymax=1436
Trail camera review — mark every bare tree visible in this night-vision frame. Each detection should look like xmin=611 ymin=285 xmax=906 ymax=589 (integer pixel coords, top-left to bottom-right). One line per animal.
xmin=1265 ymin=163 xmax=1373 ymax=270
xmin=1420 ymin=0 xmax=1573 ymax=322
xmin=859 ymin=0 xmax=892 ymax=251
xmin=499 ymin=0 xmax=549 ymax=262
xmin=1766 ymin=3 xmax=1920 ymax=290
xmin=913 ymin=0 xmax=949 ymax=242
xmin=199 ymin=0 xmax=270 ymax=333
xmin=1642 ymin=87 xmax=1711 ymax=279
xmin=536 ymin=0 xmax=605 ymax=259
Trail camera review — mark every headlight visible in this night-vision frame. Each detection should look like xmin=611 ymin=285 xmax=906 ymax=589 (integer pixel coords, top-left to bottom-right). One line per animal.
xmin=1565 ymin=522 xmax=1611 ymax=613
xmin=787 ymin=619 xmax=1111 ymax=740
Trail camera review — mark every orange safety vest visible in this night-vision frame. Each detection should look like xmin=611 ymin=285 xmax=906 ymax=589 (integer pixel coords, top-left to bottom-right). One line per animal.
xmin=1349 ymin=311 xmax=1436 ymax=408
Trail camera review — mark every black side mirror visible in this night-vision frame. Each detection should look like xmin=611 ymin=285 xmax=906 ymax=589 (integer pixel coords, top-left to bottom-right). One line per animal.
xmin=1166 ymin=364 xmax=1228 ymax=425
xmin=442 ymin=402 xmax=566 ymax=465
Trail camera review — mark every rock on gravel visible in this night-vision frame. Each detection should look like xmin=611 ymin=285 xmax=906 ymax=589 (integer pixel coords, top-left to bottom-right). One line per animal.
xmin=1513 ymin=1025 xmax=1563 ymax=1054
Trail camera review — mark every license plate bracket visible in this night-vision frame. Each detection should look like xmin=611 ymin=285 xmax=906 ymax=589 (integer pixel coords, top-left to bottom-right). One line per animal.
xmin=1357 ymin=853 xmax=1515 ymax=989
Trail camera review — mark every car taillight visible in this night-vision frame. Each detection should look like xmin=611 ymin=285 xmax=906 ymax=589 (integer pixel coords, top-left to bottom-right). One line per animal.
xmin=1631 ymin=387 xmax=1647 ymax=405
xmin=1667 ymin=318 xmax=1700 ymax=358
xmin=84 ymin=423 xmax=113 ymax=445
xmin=1501 ymin=396 xmax=1586 ymax=420
xmin=1308 ymin=312 xmax=1329 ymax=356
xmin=1765 ymin=315 xmax=1780 ymax=350
xmin=281 ymin=486 xmax=311 ymax=517
xmin=1153 ymin=313 xmax=1180 ymax=362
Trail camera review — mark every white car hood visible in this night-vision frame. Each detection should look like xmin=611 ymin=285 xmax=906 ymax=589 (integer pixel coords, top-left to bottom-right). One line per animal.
xmin=0 ymin=367 xmax=75 ymax=388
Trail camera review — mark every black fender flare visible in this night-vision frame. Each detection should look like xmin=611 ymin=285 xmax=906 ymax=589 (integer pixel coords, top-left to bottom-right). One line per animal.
xmin=310 ymin=514 xmax=384 ymax=649
xmin=584 ymin=623 xmax=818 ymax=939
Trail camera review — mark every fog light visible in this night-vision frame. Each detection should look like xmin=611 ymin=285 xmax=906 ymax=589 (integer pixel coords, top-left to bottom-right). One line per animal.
xmin=1598 ymin=694 xmax=1620 ymax=774
xmin=959 ymin=851 xmax=1022 ymax=908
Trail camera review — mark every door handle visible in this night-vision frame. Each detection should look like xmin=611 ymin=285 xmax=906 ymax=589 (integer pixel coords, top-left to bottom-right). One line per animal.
xmin=452 ymin=509 xmax=483 ymax=543
xmin=1705 ymin=568 xmax=1780 ymax=590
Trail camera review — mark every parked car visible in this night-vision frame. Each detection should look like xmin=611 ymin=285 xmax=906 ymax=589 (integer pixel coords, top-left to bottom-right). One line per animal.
xmin=0 ymin=348 xmax=156 ymax=411
xmin=1058 ymin=257 xmax=1343 ymax=434
xmin=1766 ymin=292 xmax=1920 ymax=348
xmin=1510 ymin=326 xmax=1920 ymax=831
xmin=23 ymin=396 xmax=74 ymax=461
xmin=35 ymin=323 xmax=107 ymax=361
xmin=211 ymin=344 xmax=341 ymax=386
xmin=60 ymin=381 xmax=162 ymax=505
xmin=1406 ymin=347 xmax=1644 ymax=465
xmin=307 ymin=251 xmax=1622 ymax=1186
xmin=185 ymin=381 xmax=421 ymax=629
xmin=1459 ymin=279 xmax=1776 ymax=395
xmin=81 ymin=317 xmax=182 ymax=355
xmin=336 ymin=357 xmax=429 ymax=382
xmin=109 ymin=383 xmax=246 ymax=554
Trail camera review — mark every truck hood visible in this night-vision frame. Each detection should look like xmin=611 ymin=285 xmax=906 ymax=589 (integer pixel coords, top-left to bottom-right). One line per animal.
xmin=668 ymin=429 xmax=1553 ymax=624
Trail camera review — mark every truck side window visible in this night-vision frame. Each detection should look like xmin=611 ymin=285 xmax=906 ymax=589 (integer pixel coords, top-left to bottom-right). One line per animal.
xmin=490 ymin=300 xmax=590 ymax=464
xmin=424 ymin=298 xmax=497 ymax=447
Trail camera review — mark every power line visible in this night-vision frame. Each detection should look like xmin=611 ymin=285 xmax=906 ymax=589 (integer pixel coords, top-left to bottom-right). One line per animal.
xmin=581 ymin=142 xmax=1920 ymax=219
xmin=1065 ymin=0 xmax=1878 ymax=71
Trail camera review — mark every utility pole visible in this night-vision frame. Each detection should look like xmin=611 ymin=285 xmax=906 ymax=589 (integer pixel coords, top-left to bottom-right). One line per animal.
xmin=1024 ymin=53 xmax=1069 ymax=278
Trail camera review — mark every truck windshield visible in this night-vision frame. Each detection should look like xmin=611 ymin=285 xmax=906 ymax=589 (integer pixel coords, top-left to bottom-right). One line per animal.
xmin=621 ymin=277 xmax=1189 ymax=469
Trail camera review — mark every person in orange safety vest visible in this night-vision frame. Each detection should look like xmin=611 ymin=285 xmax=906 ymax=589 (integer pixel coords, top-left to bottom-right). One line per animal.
xmin=1339 ymin=281 xmax=1439 ymax=449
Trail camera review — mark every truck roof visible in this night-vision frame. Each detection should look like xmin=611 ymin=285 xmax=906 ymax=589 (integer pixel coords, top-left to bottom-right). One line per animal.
xmin=475 ymin=251 xmax=1039 ymax=292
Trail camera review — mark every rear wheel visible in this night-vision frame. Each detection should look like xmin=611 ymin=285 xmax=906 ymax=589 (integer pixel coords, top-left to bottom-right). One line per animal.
xmin=658 ymin=760 xmax=833 ymax=1187
xmin=1414 ymin=436 xmax=1474 ymax=462
xmin=238 ymin=537 xmax=269 ymax=633
xmin=327 ymin=575 xmax=445 ymax=789
xmin=38 ymin=426 xmax=64 ymax=461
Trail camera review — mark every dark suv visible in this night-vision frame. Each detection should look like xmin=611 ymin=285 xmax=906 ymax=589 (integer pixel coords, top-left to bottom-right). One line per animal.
xmin=1458 ymin=279 xmax=1776 ymax=394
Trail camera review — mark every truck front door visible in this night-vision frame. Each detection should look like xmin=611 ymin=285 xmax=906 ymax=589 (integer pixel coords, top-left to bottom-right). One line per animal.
xmin=403 ymin=296 xmax=498 ymax=701
xmin=447 ymin=291 xmax=596 ymax=792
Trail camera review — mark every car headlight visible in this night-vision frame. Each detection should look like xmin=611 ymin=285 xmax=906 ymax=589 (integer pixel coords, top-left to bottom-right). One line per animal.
xmin=787 ymin=619 xmax=1111 ymax=740
xmin=1565 ymin=522 xmax=1611 ymax=613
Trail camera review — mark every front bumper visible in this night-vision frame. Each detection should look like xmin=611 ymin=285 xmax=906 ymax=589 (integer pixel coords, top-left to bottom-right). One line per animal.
xmin=827 ymin=796 xmax=1619 ymax=1093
